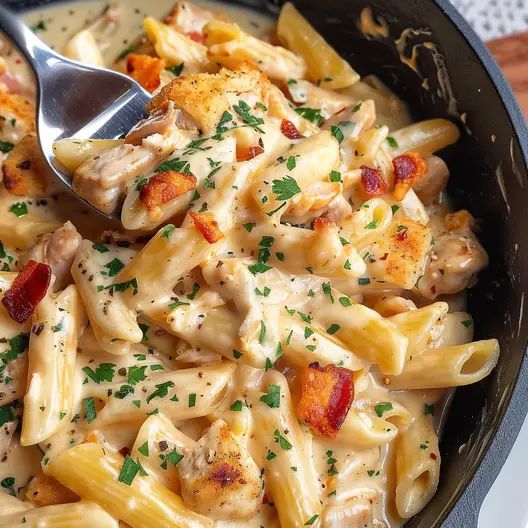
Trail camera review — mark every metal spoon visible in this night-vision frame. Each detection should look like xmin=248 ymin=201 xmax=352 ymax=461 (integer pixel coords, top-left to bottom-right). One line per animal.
xmin=0 ymin=4 xmax=151 ymax=220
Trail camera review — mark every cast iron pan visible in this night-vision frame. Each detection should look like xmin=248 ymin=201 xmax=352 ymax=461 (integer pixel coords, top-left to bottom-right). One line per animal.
xmin=5 ymin=0 xmax=528 ymax=526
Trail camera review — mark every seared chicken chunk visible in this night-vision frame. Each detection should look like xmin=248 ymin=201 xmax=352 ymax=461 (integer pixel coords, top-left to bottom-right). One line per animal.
xmin=417 ymin=207 xmax=488 ymax=299
xmin=72 ymin=108 xmax=190 ymax=214
xmin=20 ymin=221 xmax=81 ymax=291
xmin=178 ymin=419 xmax=262 ymax=520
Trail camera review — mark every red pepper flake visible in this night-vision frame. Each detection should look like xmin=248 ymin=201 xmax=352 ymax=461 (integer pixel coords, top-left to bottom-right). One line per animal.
xmin=395 ymin=230 xmax=408 ymax=241
xmin=2 ymin=260 xmax=51 ymax=323
xmin=280 ymin=119 xmax=303 ymax=140
xmin=237 ymin=145 xmax=264 ymax=162
xmin=262 ymin=493 xmax=269 ymax=504
xmin=430 ymin=285 xmax=437 ymax=295
xmin=119 ymin=446 xmax=131 ymax=457
xmin=297 ymin=361 xmax=354 ymax=438
xmin=430 ymin=452 xmax=438 ymax=461
xmin=313 ymin=217 xmax=334 ymax=230
xmin=392 ymin=151 xmax=428 ymax=201
xmin=379 ymin=252 xmax=389 ymax=261
xmin=189 ymin=211 xmax=224 ymax=244
xmin=360 ymin=165 xmax=386 ymax=197
xmin=186 ymin=31 xmax=204 ymax=44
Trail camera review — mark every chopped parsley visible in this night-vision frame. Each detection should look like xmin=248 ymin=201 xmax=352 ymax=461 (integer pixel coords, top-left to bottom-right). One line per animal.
xmin=83 ymin=397 xmax=97 ymax=423
xmin=326 ymin=324 xmax=340 ymax=335
xmin=103 ymin=258 xmax=124 ymax=277
xmin=294 ymin=107 xmax=324 ymax=125
xmin=330 ymin=125 xmax=344 ymax=143
xmin=92 ymin=243 xmax=109 ymax=253
xmin=305 ymin=514 xmax=319 ymax=525
xmin=273 ymin=429 xmax=292 ymax=450
xmin=146 ymin=381 xmax=174 ymax=404
xmin=271 ymin=176 xmax=301 ymax=201
xmin=138 ymin=441 xmax=149 ymax=457
xmin=230 ymin=400 xmax=243 ymax=411
xmin=259 ymin=384 xmax=280 ymax=408
xmin=242 ymin=222 xmax=256 ymax=232
xmin=255 ymin=286 xmax=271 ymax=297
xmin=161 ymin=224 xmax=175 ymax=239
xmin=386 ymin=136 xmax=399 ymax=148
xmin=364 ymin=219 xmax=379 ymax=230
xmin=9 ymin=202 xmax=28 ymax=217
xmin=188 ymin=393 xmax=196 ymax=407
xmin=460 ymin=319 xmax=472 ymax=327
xmin=358 ymin=277 xmax=371 ymax=285
xmin=155 ymin=158 xmax=192 ymax=174
xmin=322 ymin=282 xmax=334 ymax=303
xmin=233 ymin=100 xmax=265 ymax=133
xmin=105 ymin=278 xmax=138 ymax=295
xmin=248 ymin=263 xmax=272 ymax=275
xmin=0 ymin=140 xmax=14 ymax=153
xmin=118 ymin=455 xmax=142 ymax=485
xmin=0 ymin=476 xmax=15 ymax=496
xmin=82 ymin=363 xmax=116 ymax=384
xmin=266 ymin=449 xmax=276 ymax=461
xmin=329 ymin=170 xmax=342 ymax=182
xmin=114 ymin=384 xmax=134 ymax=399
xmin=258 ymin=321 xmax=266 ymax=345
xmin=374 ymin=402 xmax=393 ymax=417
xmin=424 ymin=403 xmax=435 ymax=416
xmin=339 ymin=296 xmax=352 ymax=307
xmin=166 ymin=62 xmax=184 ymax=77
xmin=127 ymin=365 xmax=148 ymax=385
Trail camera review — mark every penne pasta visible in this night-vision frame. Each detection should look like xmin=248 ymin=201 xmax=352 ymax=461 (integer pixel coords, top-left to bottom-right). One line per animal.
xmin=21 ymin=285 xmax=86 ymax=446
xmin=48 ymin=442 xmax=213 ymax=528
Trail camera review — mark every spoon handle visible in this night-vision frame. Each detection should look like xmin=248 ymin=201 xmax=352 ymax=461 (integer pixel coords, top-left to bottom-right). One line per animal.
xmin=0 ymin=4 xmax=59 ymax=79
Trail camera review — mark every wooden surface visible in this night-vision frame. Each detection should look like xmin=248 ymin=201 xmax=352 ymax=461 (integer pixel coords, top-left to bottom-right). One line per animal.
xmin=488 ymin=32 xmax=528 ymax=117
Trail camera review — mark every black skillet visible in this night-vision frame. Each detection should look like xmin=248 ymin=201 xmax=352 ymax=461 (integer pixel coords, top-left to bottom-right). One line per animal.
xmin=6 ymin=0 xmax=528 ymax=526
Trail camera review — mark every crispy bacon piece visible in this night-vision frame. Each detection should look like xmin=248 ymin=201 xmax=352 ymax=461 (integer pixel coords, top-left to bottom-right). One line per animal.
xmin=126 ymin=54 xmax=166 ymax=92
xmin=280 ymin=119 xmax=304 ymax=140
xmin=189 ymin=211 xmax=224 ymax=243
xmin=297 ymin=362 xmax=354 ymax=438
xmin=360 ymin=165 xmax=387 ymax=198
xmin=237 ymin=145 xmax=264 ymax=162
xmin=140 ymin=170 xmax=197 ymax=212
xmin=2 ymin=260 xmax=51 ymax=323
xmin=313 ymin=217 xmax=334 ymax=230
xmin=392 ymin=151 xmax=428 ymax=201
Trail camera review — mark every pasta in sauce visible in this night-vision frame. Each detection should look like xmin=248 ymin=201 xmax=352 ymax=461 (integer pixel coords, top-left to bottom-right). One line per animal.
xmin=0 ymin=2 xmax=499 ymax=527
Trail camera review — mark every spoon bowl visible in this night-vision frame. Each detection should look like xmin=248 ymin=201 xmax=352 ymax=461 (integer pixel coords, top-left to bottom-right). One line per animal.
xmin=0 ymin=4 xmax=151 ymax=220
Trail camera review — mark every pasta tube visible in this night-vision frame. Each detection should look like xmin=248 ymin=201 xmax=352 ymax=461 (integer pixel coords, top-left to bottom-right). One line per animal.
xmin=387 ymin=339 xmax=500 ymax=389
xmin=277 ymin=2 xmax=360 ymax=89
xmin=21 ymin=284 xmax=86 ymax=446
xmin=48 ymin=442 xmax=213 ymax=528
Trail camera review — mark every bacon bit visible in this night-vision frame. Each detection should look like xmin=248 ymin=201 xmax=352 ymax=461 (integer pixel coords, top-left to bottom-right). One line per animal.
xmin=126 ymin=54 xmax=166 ymax=92
xmin=430 ymin=285 xmax=437 ymax=295
xmin=392 ymin=151 xmax=428 ymax=201
xmin=297 ymin=362 xmax=354 ymax=439
xmin=280 ymin=119 xmax=304 ymax=140
xmin=237 ymin=145 xmax=264 ymax=162
xmin=140 ymin=171 xmax=197 ymax=212
xmin=189 ymin=211 xmax=224 ymax=244
xmin=119 ymin=447 xmax=131 ymax=457
xmin=443 ymin=210 xmax=475 ymax=232
xmin=430 ymin=452 xmax=438 ymax=461
xmin=2 ymin=260 xmax=51 ymax=323
xmin=379 ymin=252 xmax=389 ymax=261
xmin=313 ymin=217 xmax=334 ymax=230
xmin=186 ymin=31 xmax=205 ymax=43
xmin=360 ymin=165 xmax=387 ymax=198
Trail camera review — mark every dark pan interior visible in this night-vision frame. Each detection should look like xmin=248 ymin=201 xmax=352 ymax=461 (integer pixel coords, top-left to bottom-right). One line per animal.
xmin=6 ymin=0 xmax=528 ymax=526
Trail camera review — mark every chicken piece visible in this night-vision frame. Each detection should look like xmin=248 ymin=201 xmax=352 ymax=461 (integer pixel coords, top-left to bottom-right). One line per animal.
xmin=125 ymin=102 xmax=195 ymax=145
xmin=25 ymin=473 xmax=79 ymax=507
xmin=0 ymin=354 xmax=27 ymax=406
xmin=417 ymin=208 xmax=488 ymax=299
xmin=19 ymin=221 xmax=81 ymax=291
xmin=286 ymin=79 xmax=354 ymax=120
xmin=164 ymin=0 xmax=228 ymax=37
xmin=2 ymin=135 xmax=50 ymax=197
xmin=0 ymin=419 xmax=17 ymax=462
xmin=413 ymin=155 xmax=449 ymax=205
xmin=177 ymin=419 xmax=262 ymax=520
xmin=147 ymin=65 xmax=270 ymax=135
xmin=366 ymin=217 xmax=432 ymax=289
xmin=373 ymin=295 xmax=417 ymax=317
xmin=0 ymin=91 xmax=35 ymax=146
xmin=72 ymin=126 xmax=186 ymax=214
